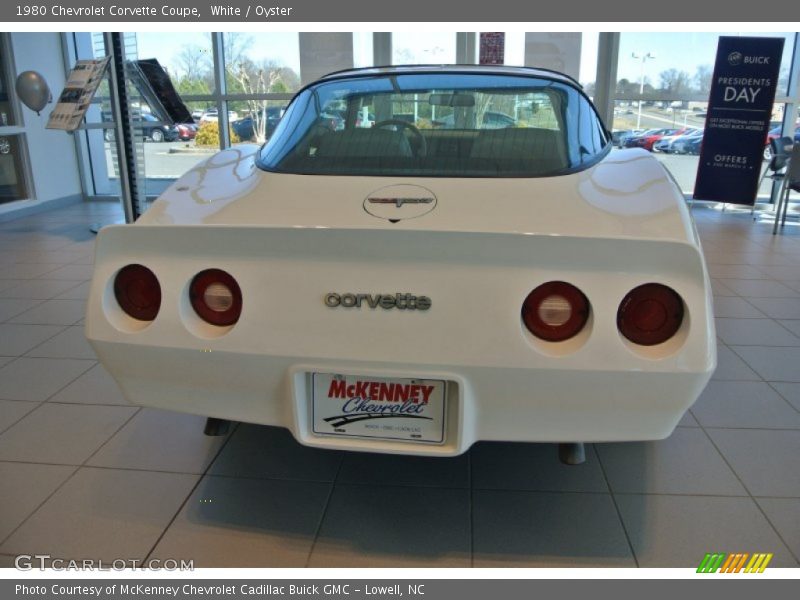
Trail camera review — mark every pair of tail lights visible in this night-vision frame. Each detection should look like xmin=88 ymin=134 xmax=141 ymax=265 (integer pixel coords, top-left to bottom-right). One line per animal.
xmin=113 ymin=265 xmax=242 ymax=327
xmin=521 ymin=281 xmax=684 ymax=346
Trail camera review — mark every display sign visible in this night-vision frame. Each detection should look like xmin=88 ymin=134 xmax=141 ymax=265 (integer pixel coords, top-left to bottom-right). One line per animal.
xmin=129 ymin=59 xmax=193 ymax=124
xmin=693 ymin=36 xmax=784 ymax=205
xmin=46 ymin=57 xmax=110 ymax=131
xmin=479 ymin=32 xmax=505 ymax=65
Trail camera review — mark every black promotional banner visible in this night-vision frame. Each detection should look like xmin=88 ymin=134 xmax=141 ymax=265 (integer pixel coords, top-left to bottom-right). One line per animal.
xmin=693 ymin=36 xmax=785 ymax=205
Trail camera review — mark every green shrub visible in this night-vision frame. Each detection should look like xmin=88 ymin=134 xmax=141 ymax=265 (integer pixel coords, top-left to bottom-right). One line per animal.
xmin=195 ymin=121 xmax=240 ymax=147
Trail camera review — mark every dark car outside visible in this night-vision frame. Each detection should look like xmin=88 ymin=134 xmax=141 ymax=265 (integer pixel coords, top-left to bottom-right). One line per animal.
xmin=231 ymin=107 xmax=284 ymax=142
xmin=612 ymin=129 xmax=645 ymax=148
xmin=102 ymin=112 xmax=181 ymax=143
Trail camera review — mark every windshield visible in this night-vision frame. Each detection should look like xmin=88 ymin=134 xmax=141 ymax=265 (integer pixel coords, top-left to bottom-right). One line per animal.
xmin=256 ymin=72 xmax=609 ymax=178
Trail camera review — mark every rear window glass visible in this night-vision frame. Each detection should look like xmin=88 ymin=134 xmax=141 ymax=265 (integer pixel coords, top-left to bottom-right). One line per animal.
xmin=257 ymin=72 xmax=609 ymax=178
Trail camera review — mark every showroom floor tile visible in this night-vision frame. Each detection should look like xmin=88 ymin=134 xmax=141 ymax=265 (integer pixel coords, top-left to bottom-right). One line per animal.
xmin=614 ymin=494 xmax=797 ymax=567
xmin=0 ymin=202 xmax=799 ymax=568
xmin=0 ymin=403 xmax=137 ymax=465
xmin=715 ymin=317 xmax=800 ymax=346
xmin=309 ymin=485 xmax=471 ymax=567
xmin=0 ymin=462 xmax=76 ymax=542
xmin=595 ymin=427 xmax=747 ymax=496
xmin=0 ymin=357 xmax=95 ymax=402
xmin=87 ymin=409 xmax=230 ymax=474
xmin=208 ymin=424 xmax=344 ymax=482
xmin=337 ymin=450 xmax=470 ymax=488
xmin=26 ymin=325 xmax=97 ymax=359
xmin=472 ymin=490 xmax=635 ymax=567
xmin=470 ymin=442 xmax=608 ymax=493
xmin=0 ymin=467 xmax=198 ymax=560
xmin=48 ymin=363 xmax=128 ymax=405
xmin=691 ymin=381 xmax=800 ymax=429
xmin=150 ymin=476 xmax=331 ymax=568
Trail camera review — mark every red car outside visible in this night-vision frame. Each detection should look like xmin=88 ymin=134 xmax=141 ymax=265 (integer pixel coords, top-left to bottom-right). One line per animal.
xmin=623 ymin=127 xmax=683 ymax=151
xmin=176 ymin=123 xmax=197 ymax=141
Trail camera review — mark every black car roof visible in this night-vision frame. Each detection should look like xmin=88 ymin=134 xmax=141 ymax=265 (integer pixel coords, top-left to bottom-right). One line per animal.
xmin=312 ymin=64 xmax=582 ymax=89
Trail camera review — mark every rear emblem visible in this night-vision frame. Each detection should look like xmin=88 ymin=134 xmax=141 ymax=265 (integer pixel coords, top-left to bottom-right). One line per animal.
xmin=364 ymin=184 xmax=437 ymax=221
xmin=368 ymin=197 xmax=434 ymax=208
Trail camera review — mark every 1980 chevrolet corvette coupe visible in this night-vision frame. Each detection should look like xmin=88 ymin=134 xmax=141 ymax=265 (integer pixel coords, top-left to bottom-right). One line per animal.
xmin=86 ymin=66 xmax=716 ymax=462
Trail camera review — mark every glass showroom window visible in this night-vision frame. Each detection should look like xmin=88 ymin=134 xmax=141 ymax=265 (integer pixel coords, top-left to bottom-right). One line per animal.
xmin=135 ymin=32 xmax=217 ymax=195
xmin=222 ymin=32 xmax=300 ymax=147
xmin=0 ymin=135 xmax=31 ymax=204
xmin=392 ymin=32 xmax=457 ymax=65
xmin=0 ymin=35 xmax=31 ymax=203
xmin=223 ymin=32 xmax=301 ymax=93
xmin=611 ymin=31 xmax=796 ymax=198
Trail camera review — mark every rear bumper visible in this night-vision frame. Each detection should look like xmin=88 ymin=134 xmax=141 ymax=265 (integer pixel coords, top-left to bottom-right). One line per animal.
xmin=90 ymin=341 xmax=714 ymax=456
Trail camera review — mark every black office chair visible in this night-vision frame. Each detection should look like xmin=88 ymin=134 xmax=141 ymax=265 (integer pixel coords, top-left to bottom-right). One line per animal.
xmin=774 ymin=141 xmax=798 ymax=234
xmin=754 ymin=136 xmax=793 ymax=218
xmin=759 ymin=136 xmax=792 ymax=184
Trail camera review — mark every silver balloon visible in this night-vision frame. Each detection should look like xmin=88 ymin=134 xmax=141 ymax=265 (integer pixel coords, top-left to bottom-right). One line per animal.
xmin=15 ymin=71 xmax=51 ymax=115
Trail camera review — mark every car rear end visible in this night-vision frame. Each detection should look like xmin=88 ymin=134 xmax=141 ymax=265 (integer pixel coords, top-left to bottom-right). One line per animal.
xmin=85 ymin=67 xmax=716 ymax=456
xmin=86 ymin=187 xmax=715 ymax=456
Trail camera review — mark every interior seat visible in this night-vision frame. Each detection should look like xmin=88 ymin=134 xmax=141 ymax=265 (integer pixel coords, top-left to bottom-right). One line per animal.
xmin=469 ymin=128 xmax=568 ymax=170
xmin=315 ymin=128 xmax=413 ymax=158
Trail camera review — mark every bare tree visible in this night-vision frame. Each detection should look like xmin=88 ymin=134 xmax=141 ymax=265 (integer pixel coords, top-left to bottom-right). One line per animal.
xmin=694 ymin=65 xmax=713 ymax=95
xmin=173 ymin=44 xmax=212 ymax=81
xmin=222 ymin=32 xmax=253 ymax=71
xmin=230 ymin=63 xmax=281 ymax=142
xmin=659 ymin=69 xmax=692 ymax=96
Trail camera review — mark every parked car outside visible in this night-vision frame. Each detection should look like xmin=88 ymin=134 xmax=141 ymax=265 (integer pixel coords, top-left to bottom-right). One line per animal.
xmin=231 ymin=107 xmax=284 ymax=142
xmin=671 ymin=129 xmax=705 ymax=155
xmin=102 ymin=112 xmax=181 ymax=143
xmin=200 ymin=109 xmax=240 ymax=124
xmin=653 ymin=128 xmax=696 ymax=153
xmin=611 ymin=129 xmax=643 ymax=148
xmin=623 ymin=128 xmax=679 ymax=151
xmin=176 ymin=123 xmax=197 ymax=141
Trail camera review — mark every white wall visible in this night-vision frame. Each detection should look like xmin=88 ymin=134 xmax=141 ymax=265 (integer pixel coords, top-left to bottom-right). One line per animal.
xmin=0 ymin=33 xmax=82 ymax=218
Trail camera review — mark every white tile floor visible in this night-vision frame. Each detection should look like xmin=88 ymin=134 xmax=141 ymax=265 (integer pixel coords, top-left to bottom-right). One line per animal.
xmin=0 ymin=201 xmax=799 ymax=568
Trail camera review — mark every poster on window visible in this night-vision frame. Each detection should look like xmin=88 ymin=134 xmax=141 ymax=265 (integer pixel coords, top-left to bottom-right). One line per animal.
xmin=693 ymin=36 xmax=784 ymax=205
xmin=480 ymin=33 xmax=505 ymax=65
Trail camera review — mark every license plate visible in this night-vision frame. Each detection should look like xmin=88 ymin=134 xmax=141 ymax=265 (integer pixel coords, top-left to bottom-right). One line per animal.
xmin=311 ymin=373 xmax=446 ymax=443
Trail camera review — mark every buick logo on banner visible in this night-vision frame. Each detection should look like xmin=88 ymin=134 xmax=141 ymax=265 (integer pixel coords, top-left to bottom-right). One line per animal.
xmin=693 ymin=36 xmax=785 ymax=205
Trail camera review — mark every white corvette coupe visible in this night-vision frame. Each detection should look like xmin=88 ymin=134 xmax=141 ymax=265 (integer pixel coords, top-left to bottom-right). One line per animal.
xmin=86 ymin=66 xmax=715 ymax=464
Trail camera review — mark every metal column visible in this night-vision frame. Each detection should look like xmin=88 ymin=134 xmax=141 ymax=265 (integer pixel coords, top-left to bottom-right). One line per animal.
xmin=104 ymin=32 xmax=142 ymax=223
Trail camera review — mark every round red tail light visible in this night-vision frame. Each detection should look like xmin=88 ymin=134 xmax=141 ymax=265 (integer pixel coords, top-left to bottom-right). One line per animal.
xmin=189 ymin=269 xmax=242 ymax=327
xmin=522 ymin=281 xmax=590 ymax=342
xmin=114 ymin=264 xmax=161 ymax=322
xmin=618 ymin=283 xmax=684 ymax=346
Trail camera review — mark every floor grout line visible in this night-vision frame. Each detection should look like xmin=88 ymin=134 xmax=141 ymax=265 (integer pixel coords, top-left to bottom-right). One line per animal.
xmin=141 ymin=421 xmax=241 ymax=565
xmin=303 ymin=453 xmax=345 ymax=568
xmin=695 ymin=421 xmax=800 ymax=566
xmin=593 ymin=444 xmax=640 ymax=568
xmin=0 ymin=403 xmax=142 ymax=551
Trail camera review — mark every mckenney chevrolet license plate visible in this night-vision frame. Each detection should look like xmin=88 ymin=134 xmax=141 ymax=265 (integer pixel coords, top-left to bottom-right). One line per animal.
xmin=311 ymin=373 xmax=446 ymax=443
